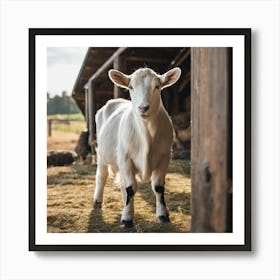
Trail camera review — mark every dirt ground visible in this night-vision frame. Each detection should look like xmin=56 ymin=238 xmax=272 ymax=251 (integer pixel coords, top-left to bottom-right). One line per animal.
xmin=47 ymin=132 xmax=191 ymax=233
xmin=47 ymin=130 xmax=79 ymax=150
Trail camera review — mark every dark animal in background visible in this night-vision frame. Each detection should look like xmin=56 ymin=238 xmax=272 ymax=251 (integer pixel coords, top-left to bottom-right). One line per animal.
xmin=75 ymin=130 xmax=92 ymax=164
xmin=47 ymin=150 xmax=77 ymax=167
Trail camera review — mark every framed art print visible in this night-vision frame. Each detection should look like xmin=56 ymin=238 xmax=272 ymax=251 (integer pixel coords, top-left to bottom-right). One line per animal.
xmin=29 ymin=28 xmax=251 ymax=251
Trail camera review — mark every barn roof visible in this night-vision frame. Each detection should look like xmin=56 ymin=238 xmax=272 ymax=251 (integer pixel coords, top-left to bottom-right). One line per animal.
xmin=72 ymin=47 xmax=190 ymax=115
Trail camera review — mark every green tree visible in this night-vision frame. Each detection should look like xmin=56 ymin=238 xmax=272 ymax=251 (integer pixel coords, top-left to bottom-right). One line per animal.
xmin=47 ymin=92 xmax=81 ymax=115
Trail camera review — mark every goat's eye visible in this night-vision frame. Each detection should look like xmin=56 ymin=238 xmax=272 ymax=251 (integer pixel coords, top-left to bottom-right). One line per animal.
xmin=155 ymin=85 xmax=160 ymax=90
xmin=129 ymin=85 xmax=133 ymax=90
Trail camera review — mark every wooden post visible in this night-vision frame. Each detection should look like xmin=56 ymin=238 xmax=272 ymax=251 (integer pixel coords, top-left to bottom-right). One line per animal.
xmin=88 ymin=80 xmax=96 ymax=153
xmin=113 ymin=55 xmax=125 ymax=98
xmin=48 ymin=119 xmax=52 ymax=137
xmin=84 ymin=87 xmax=89 ymax=131
xmin=191 ymin=47 xmax=229 ymax=233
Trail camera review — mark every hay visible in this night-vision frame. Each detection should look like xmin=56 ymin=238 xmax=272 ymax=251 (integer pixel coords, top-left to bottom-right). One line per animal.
xmin=47 ymin=160 xmax=191 ymax=233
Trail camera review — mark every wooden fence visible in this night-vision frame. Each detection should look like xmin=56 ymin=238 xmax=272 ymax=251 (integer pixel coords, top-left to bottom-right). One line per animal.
xmin=47 ymin=119 xmax=83 ymax=137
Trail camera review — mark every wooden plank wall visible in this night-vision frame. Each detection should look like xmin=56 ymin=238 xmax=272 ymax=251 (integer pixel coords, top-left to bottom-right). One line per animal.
xmin=191 ymin=47 xmax=230 ymax=233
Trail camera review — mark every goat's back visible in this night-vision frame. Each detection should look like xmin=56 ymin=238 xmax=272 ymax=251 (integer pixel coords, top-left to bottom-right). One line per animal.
xmin=95 ymin=98 xmax=131 ymax=165
xmin=95 ymin=98 xmax=130 ymax=136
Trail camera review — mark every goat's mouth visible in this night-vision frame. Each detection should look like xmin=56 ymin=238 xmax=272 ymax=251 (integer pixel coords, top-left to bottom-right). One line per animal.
xmin=140 ymin=113 xmax=149 ymax=118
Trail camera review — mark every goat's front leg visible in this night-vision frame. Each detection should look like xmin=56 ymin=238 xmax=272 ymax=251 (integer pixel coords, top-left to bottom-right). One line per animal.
xmin=151 ymin=154 xmax=170 ymax=223
xmin=119 ymin=159 xmax=138 ymax=228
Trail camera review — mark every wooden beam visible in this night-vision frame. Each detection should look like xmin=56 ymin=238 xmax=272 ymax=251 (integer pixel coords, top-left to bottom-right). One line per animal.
xmin=87 ymin=47 xmax=127 ymax=84
xmin=88 ymin=80 xmax=96 ymax=151
xmin=191 ymin=47 xmax=229 ymax=233
xmin=84 ymin=88 xmax=89 ymax=131
xmin=168 ymin=48 xmax=190 ymax=70
xmin=126 ymin=56 xmax=170 ymax=63
xmin=90 ymin=48 xmax=118 ymax=55
xmin=113 ymin=55 xmax=126 ymax=98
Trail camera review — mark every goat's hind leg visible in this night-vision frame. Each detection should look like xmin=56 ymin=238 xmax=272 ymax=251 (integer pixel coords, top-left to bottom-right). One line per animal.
xmin=94 ymin=162 xmax=108 ymax=208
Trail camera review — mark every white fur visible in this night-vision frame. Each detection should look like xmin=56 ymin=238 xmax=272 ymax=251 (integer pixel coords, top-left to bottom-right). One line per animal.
xmin=94 ymin=67 xmax=181 ymax=224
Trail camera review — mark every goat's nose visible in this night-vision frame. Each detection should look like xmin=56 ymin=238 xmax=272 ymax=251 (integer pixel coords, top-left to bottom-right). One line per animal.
xmin=138 ymin=104 xmax=150 ymax=113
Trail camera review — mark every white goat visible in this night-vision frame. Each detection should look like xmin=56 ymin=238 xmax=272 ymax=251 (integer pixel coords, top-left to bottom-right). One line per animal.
xmin=94 ymin=67 xmax=181 ymax=228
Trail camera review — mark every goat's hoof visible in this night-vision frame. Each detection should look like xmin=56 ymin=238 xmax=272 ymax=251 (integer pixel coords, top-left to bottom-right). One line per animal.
xmin=158 ymin=215 xmax=170 ymax=223
xmin=121 ymin=219 xmax=133 ymax=228
xmin=94 ymin=201 xmax=102 ymax=209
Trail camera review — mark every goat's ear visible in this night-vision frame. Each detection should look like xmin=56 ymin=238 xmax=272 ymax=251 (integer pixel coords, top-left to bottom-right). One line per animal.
xmin=108 ymin=69 xmax=130 ymax=89
xmin=160 ymin=67 xmax=181 ymax=90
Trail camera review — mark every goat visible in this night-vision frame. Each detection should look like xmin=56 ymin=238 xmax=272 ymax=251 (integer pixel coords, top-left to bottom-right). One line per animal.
xmin=94 ymin=67 xmax=181 ymax=228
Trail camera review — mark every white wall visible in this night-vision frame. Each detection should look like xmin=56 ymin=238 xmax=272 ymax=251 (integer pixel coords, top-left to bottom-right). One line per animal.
xmin=0 ymin=0 xmax=279 ymax=279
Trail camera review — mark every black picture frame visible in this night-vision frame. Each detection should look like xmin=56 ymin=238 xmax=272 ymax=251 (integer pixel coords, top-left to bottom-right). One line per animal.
xmin=29 ymin=28 xmax=251 ymax=251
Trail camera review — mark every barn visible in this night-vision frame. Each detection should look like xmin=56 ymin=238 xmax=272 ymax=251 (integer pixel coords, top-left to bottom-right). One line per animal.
xmin=71 ymin=47 xmax=232 ymax=233
xmin=72 ymin=47 xmax=191 ymax=154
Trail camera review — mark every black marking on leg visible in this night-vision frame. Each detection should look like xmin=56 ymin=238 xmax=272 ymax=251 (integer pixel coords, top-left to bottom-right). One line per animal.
xmin=121 ymin=219 xmax=133 ymax=228
xmin=155 ymin=185 xmax=166 ymax=207
xmin=155 ymin=185 xmax=164 ymax=193
xmin=94 ymin=200 xmax=102 ymax=209
xmin=126 ymin=186 xmax=134 ymax=206
xmin=158 ymin=215 xmax=170 ymax=223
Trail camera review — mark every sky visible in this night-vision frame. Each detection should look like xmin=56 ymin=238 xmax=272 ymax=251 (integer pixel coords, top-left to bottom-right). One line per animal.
xmin=47 ymin=47 xmax=88 ymax=97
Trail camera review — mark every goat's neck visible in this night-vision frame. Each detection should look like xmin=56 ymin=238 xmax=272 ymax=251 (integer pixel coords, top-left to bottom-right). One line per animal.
xmin=135 ymin=106 xmax=162 ymax=182
xmin=138 ymin=108 xmax=161 ymax=143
